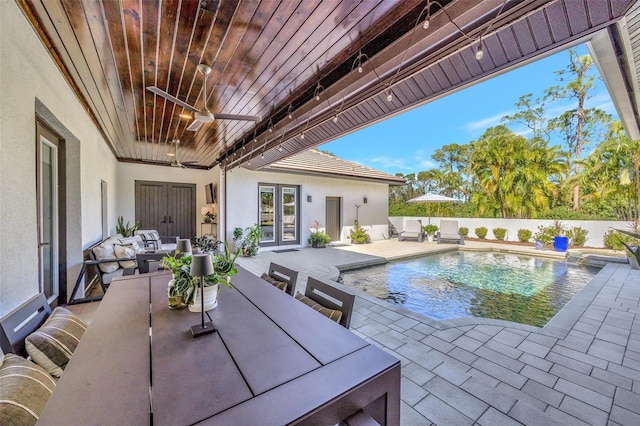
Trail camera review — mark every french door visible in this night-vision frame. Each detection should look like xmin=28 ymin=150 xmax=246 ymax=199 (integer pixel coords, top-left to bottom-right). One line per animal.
xmin=37 ymin=131 xmax=59 ymax=303
xmin=259 ymin=184 xmax=300 ymax=246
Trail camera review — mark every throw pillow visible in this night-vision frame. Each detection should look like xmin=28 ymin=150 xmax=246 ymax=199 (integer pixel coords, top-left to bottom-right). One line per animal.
xmin=92 ymin=245 xmax=119 ymax=273
xmin=261 ymin=273 xmax=288 ymax=292
xmin=0 ymin=353 xmax=56 ymax=426
xmin=114 ymin=244 xmax=137 ymax=269
xmin=25 ymin=307 xmax=87 ymax=378
xmin=120 ymin=235 xmax=145 ymax=253
xmin=295 ymin=292 xmax=343 ymax=324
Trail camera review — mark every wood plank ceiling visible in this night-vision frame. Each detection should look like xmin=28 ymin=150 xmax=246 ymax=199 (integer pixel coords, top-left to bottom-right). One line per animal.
xmin=18 ymin=0 xmax=636 ymax=170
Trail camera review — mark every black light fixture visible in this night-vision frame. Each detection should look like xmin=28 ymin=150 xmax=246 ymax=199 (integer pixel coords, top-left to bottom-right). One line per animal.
xmin=307 ymin=195 xmax=312 ymax=202
xmin=189 ymin=254 xmax=216 ymax=338
xmin=363 ymin=197 xmax=368 ymax=204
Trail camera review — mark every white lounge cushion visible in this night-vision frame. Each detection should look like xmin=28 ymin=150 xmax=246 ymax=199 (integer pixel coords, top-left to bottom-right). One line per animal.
xmin=92 ymin=245 xmax=119 ymax=273
xmin=114 ymin=244 xmax=137 ymax=268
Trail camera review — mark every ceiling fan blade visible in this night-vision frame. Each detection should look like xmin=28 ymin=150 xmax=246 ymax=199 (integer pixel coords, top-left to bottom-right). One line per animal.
xmin=147 ymin=86 xmax=199 ymax=113
xmin=186 ymin=120 xmax=204 ymax=132
xmin=214 ymin=113 xmax=260 ymax=122
xmin=181 ymin=161 xmax=199 ymax=165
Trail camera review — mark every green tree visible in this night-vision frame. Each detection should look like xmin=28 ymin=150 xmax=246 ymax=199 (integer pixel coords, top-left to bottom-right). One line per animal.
xmin=469 ymin=126 xmax=565 ymax=218
xmin=502 ymin=94 xmax=549 ymax=141
xmin=432 ymin=143 xmax=471 ymax=199
xmin=545 ymin=49 xmax=611 ymax=211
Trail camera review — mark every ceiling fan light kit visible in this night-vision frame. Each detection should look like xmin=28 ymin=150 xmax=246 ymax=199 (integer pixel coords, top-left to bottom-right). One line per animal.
xmin=146 ymin=63 xmax=259 ymax=135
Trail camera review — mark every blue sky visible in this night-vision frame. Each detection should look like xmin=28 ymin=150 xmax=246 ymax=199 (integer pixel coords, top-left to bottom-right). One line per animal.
xmin=319 ymin=44 xmax=619 ymax=176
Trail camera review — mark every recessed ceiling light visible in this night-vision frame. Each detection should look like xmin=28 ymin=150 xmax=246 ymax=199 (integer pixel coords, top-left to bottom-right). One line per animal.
xmin=179 ymin=113 xmax=191 ymax=119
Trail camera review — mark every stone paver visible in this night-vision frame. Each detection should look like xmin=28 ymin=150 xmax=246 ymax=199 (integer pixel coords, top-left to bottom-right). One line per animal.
xmin=235 ymin=240 xmax=640 ymax=425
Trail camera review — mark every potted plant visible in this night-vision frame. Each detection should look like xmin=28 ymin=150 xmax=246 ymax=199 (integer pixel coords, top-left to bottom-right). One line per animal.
xmin=615 ymin=228 xmax=640 ymax=270
xmin=203 ymin=211 xmax=216 ymax=223
xmin=162 ymin=241 xmax=239 ymax=311
xmin=422 ymin=224 xmax=439 ymax=242
xmin=308 ymin=219 xmax=331 ymax=248
xmin=348 ymin=222 xmax=370 ymax=244
xmin=116 ymin=215 xmax=140 ymax=237
xmin=240 ymin=223 xmax=261 ymax=257
xmin=551 ymin=220 xmax=569 ymax=252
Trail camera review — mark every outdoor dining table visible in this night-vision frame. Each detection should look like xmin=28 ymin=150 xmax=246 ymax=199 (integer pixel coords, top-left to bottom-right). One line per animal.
xmin=37 ymin=266 xmax=400 ymax=425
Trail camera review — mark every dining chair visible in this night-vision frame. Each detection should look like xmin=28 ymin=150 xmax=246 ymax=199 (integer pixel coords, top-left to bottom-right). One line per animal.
xmin=262 ymin=262 xmax=298 ymax=296
xmin=300 ymin=277 xmax=355 ymax=329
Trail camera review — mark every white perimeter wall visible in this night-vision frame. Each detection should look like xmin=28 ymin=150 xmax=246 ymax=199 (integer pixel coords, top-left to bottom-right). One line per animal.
xmin=389 ymin=217 xmax=630 ymax=248
xmin=115 ymin=163 xmax=219 ymax=238
xmin=0 ymin=1 xmax=120 ymax=314
xmin=224 ymin=168 xmax=390 ymax=244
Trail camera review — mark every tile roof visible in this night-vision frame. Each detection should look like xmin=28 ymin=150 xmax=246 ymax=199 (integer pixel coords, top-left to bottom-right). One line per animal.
xmin=263 ymin=150 xmax=406 ymax=185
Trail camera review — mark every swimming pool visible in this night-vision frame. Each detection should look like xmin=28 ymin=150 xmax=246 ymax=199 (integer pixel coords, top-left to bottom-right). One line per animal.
xmin=341 ymin=251 xmax=600 ymax=326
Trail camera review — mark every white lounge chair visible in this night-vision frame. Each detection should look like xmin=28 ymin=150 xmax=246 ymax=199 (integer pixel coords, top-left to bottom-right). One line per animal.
xmin=437 ymin=220 xmax=464 ymax=244
xmin=398 ymin=219 xmax=424 ymax=242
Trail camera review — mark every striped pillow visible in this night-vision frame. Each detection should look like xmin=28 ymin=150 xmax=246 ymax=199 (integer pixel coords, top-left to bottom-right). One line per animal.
xmin=295 ymin=292 xmax=343 ymax=324
xmin=0 ymin=353 xmax=56 ymax=426
xmin=25 ymin=307 xmax=87 ymax=378
xmin=261 ymin=273 xmax=288 ymax=292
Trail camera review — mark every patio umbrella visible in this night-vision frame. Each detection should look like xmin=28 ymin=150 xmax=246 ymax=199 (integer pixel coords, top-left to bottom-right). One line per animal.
xmin=407 ymin=193 xmax=459 ymax=224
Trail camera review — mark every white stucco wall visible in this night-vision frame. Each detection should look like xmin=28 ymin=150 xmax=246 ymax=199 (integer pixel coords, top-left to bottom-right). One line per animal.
xmin=115 ymin=163 xmax=219 ymax=239
xmin=0 ymin=1 xmax=121 ymax=314
xmin=224 ymin=167 xmax=390 ymax=245
xmin=389 ymin=217 xmax=629 ymax=248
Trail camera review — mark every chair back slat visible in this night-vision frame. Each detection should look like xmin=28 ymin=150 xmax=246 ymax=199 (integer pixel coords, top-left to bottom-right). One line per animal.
xmin=268 ymin=263 xmax=299 ymax=296
xmin=0 ymin=294 xmax=51 ymax=357
xmin=305 ymin=277 xmax=355 ymax=329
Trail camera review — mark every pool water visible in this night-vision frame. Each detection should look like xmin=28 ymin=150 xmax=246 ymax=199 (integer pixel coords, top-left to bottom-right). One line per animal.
xmin=341 ymin=251 xmax=600 ymax=327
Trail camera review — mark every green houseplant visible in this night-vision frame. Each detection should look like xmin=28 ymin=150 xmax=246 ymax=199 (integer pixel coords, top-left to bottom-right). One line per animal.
xmin=422 ymin=224 xmax=439 ymax=242
xmin=116 ymin=215 xmax=139 ymax=237
xmin=348 ymin=223 xmax=370 ymax=244
xmin=308 ymin=219 xmax=331 ymax=248
xmin=240 ymin=223 xmax=261 ymax=257
xmin=162 ymin=241 xmax=239 ymax=310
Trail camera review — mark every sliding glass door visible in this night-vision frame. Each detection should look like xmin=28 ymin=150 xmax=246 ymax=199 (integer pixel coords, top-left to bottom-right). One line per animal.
xmin=38 ymin=136 xmax=59 ymax=302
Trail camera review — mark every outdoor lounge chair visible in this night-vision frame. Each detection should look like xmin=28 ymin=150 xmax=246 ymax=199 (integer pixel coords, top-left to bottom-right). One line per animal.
xmin=398 ymin=219 xmax=424 ymax=242
xmin=437 ymin=220 xmax=464 ymax=244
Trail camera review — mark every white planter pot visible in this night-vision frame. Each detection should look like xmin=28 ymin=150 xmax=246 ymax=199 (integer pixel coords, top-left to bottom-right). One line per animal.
xmin=427 ymin=235 xmax=434 ymax=242
xmin=189 ymin=284 xmax=219 ymax=312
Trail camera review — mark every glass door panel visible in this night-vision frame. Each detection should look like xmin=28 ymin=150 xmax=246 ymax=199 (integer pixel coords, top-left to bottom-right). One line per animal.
xmin=39 ymin=137 xmax=58 ymax=301
xmin=280 ymin=187 xmax=297 ymax=243
xmin=259 ymin=186 xmax=275 ymax=243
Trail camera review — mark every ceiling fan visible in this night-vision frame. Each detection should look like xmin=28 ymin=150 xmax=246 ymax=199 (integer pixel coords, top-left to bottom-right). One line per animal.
xmin=167 ymin=139 xmax=199 ymax=168
xmin=147 ymin=64 xmax=260 ymax=132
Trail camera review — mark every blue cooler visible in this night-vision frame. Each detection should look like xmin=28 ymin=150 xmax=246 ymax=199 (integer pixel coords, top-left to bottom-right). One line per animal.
xmin=553 ymin=236 xmax=569 ymax=252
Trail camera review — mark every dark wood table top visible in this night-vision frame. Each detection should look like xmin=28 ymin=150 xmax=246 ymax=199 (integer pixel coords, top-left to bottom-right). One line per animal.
xmin=38 ymin=267 xmax=400 ymax=425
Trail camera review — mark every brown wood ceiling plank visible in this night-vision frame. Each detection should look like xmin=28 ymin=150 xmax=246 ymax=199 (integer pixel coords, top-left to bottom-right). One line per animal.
xmin=152 ymin=0 xmax=182 ymax=160
xmin=141 ymin=0 xmax=160 ymax=160
xmin=80 ymin=0 xmax=137 ymax=159
xmin=101 ymin=0 xmax=141 ymax=157
xmin=195 ymin=0 xmax=316 ymax=158
xmin=213 ymin=0 xmax=392 ymax=148
xmin=222 ymin=0 xmax=416 ymax=163
xmin=34 ymin=0 xmax=122 ymax=153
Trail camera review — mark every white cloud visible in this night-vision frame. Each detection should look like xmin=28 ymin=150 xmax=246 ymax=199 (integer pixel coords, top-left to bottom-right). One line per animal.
xmin=464 ymin=111 xmax=513 ymax=133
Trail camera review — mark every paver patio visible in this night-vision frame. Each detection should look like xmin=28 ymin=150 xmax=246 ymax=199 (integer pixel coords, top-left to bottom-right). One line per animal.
xmin=237 ymin=241 xmax=640 ymax=425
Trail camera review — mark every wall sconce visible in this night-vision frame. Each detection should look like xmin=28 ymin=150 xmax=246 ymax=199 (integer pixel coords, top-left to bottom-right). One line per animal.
xmin=363 ymin=197 xmax=368 ymax=204
xmin=307 ymin=195 xmax=312 ymax=202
